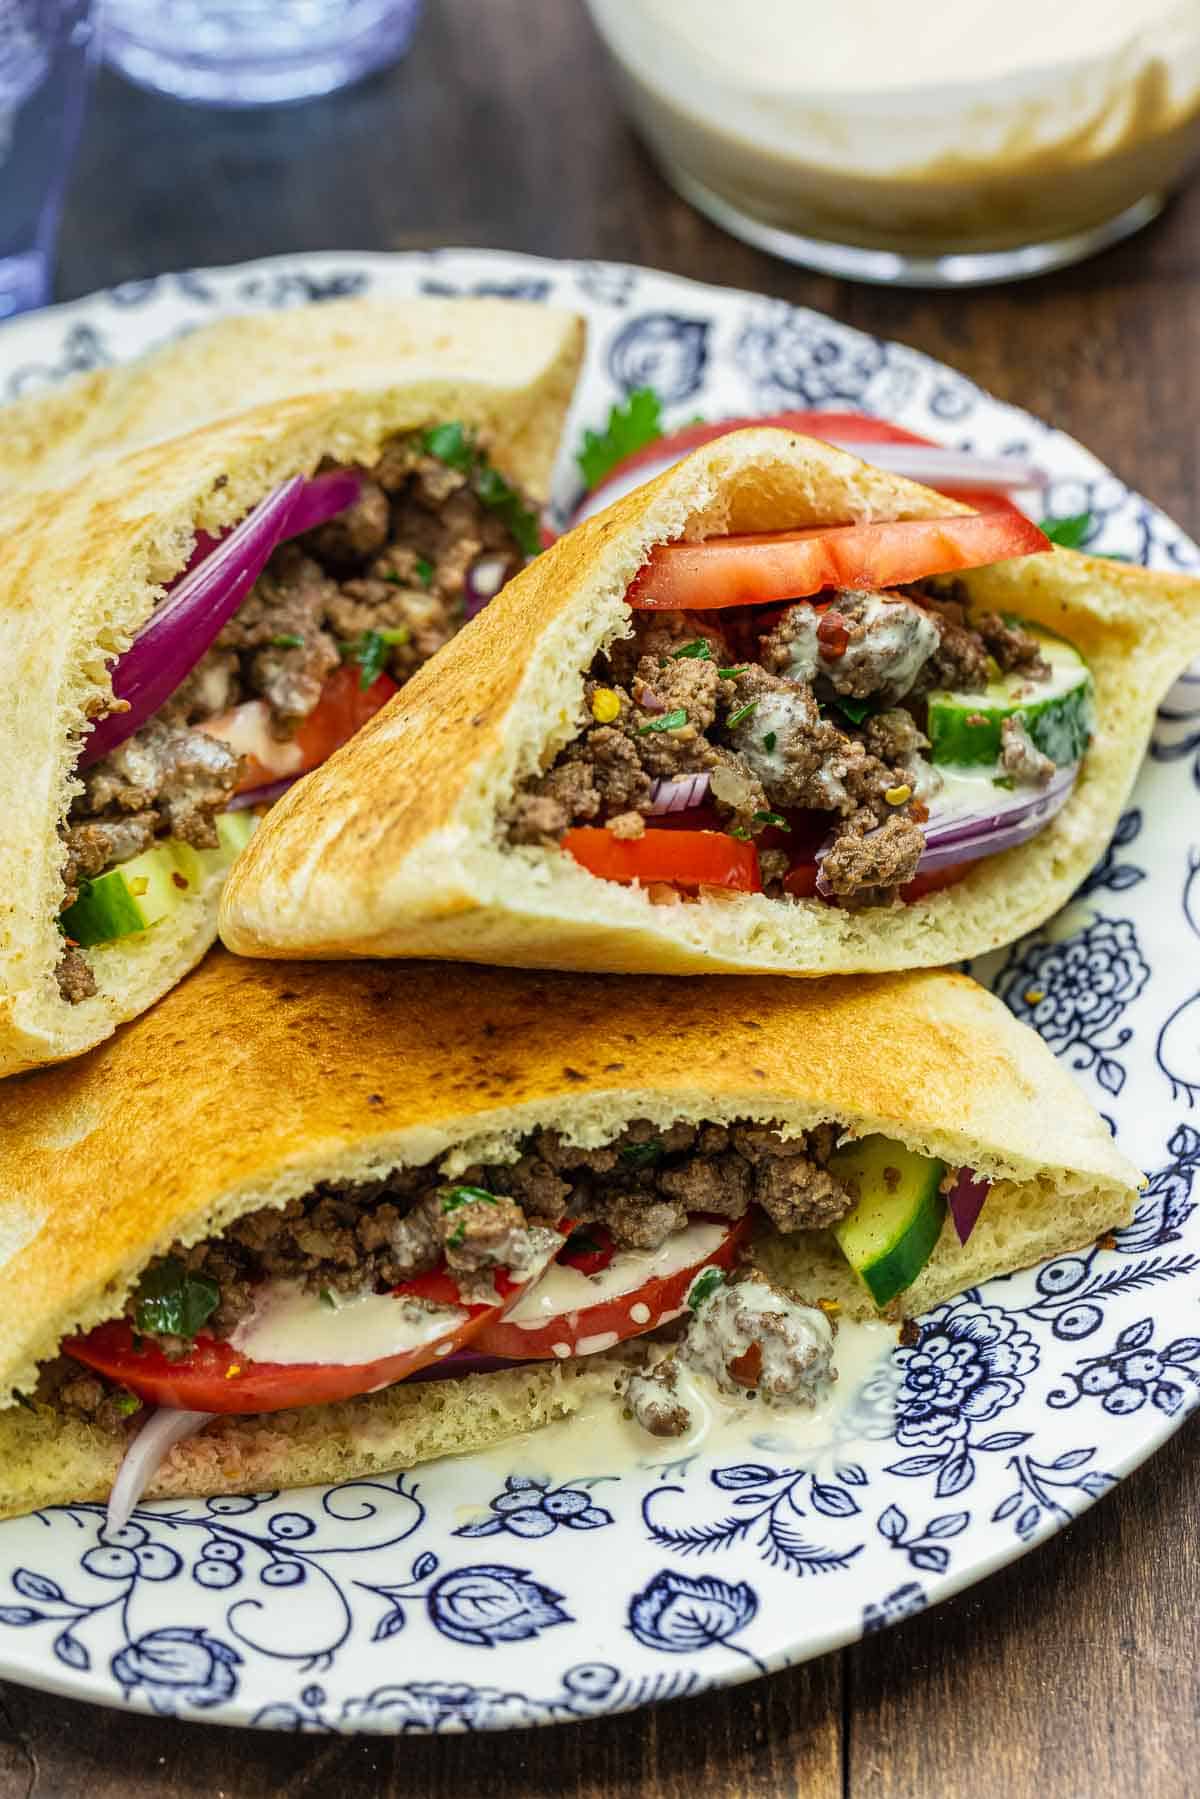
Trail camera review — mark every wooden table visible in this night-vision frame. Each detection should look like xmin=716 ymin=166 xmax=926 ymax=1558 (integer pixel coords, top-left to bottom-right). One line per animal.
xmin=5 ymin=2 xmax=1197 ymax=1791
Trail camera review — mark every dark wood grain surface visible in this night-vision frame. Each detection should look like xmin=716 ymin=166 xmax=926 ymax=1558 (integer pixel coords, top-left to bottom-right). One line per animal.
xmin=4 ymin=1 xmax=1197 ymax=1791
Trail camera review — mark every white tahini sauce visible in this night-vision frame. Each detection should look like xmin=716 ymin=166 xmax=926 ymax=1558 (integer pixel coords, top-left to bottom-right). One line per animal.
xmin=454 ymin=1316 xmax=901 ymax=1511
xmin=229 ymin=1282 xmax=465 ymax=1367
xmin=504 ymin=1220 xmax=728 ymax=1332
xmin=199 ymin=699 xmax=304 ymax=778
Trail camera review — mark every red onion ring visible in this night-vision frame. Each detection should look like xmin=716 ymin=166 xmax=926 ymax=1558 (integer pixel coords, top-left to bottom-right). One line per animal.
xmin=106 ymin=1407 xmax=213 ymax=1533
xmin=647 ymin=772 xmax=711 ymax=815
xmin=226 ymin=775 xmax=301 ymax=812
xmin=815 ymin=762 xmax=1078 ymax=897
xmin=80 ymin=472 xmax=364 ymax=769
xmin=948 ymin=1169 xmax=990 ymax=1245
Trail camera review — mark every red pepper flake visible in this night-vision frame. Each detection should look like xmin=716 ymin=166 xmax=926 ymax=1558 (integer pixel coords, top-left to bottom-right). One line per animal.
xmin=727 ymin=1341 xmax=763 ymax=1388
xmin=171 ymin=871 xmax=189 ymax=890
xmin=816 ymin=612 xmax=850 ymax=660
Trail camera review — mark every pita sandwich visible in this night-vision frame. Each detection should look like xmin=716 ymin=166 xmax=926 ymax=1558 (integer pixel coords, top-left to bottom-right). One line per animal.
xmin=220 ymin=425 xmax=1200 ymax=975
xmin=0 ymin=296 xmax=584 ymax=1077
xmin=0 ymin=951 xmax=1137 ymax=1522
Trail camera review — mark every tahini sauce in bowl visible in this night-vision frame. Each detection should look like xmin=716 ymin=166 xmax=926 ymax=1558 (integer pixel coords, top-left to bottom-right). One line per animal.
xmin=587 ymin=0 xmax=1200 ymax=278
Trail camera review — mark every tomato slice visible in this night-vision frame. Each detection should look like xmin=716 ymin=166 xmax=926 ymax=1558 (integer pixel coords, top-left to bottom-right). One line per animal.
xmin=66 ymin=1256 xmax=538 ymax=1415
xmin=627 ymin=511 xmax=1049 ymax=613
xmin=899 ymin=861 xmax=973 ymax=902
xmin=562 ymin=826 xmax=762 ymax=892
xmin=203 ymin=664 xmax=399 ymax=795
xmin=474 ymin=1213 xmax=753 ymax=1361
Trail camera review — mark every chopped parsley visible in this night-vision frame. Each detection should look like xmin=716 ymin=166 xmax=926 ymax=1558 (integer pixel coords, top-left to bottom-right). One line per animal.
xmin=728 ymin=824 xmax=751 ymax=840
xmin=727 ymin=700 xmax=758 ymax=727
xmin=619 ymin=1137 xmax=664 ymax=1168
xmin=576 ymin=387 xmax=664 ymax=489
xmin=422 ymin=420 xmax=541 ymax=557
xmin=753 ymin=810 xmax=789 ymax=830
xmin=832 ymin=696 xmax=873 ymax=726
xmin=320 ymin=1288 xmax=338 ymax=1311
xmin=992 ymin=774 xmax=1016 ymax=790
xmin=638 ymin=708 xmax=688 ymax=734
xmin=339 ymin=626 xmax=409 ymax=689
xmin=763 ymin=731 xmax=777 ymax=753
xmin=671 ymin=639 xmax=712 ymax=660
xmin=440 ymin=1185 xmax=501 ymax=1213
xmin=687 ymin=1266 xmax=725 ymax=1312
xmin=415 ymin=555 xmax=434 ymax=588
xmin=269 ymin=632 xmax=305 ymax=650
xmin=134 ymin=1259 xmax=219 ymax=1343
xmin=114 ymin=1392 xmax=142 ymax=1418
xmin=1039 ymin=512 xmax=1092 ymax=549
xmin=718 ymin=665 xmax=748 ymax=679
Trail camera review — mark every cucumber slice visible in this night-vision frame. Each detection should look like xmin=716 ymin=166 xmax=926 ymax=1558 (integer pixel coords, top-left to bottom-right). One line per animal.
xmin=927 ymin=628 xmax=1092 ymax=768
xmin=830 ymin=1135 xmax=947 ymax=1308
xmin=61 ymin=812 xmax=257 ymax=950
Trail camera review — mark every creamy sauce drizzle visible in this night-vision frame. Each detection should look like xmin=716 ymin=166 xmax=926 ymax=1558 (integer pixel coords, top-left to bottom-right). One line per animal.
xmin=229 ymin=1282 xmax=465 ymax=1367
xmin=505 ymin=1220 xmax=728 ymax=1328
xmin=454 ymin=1316 xmax=900 ymax=1514
xmin=200 ymin=700 xmax=304 ymax=778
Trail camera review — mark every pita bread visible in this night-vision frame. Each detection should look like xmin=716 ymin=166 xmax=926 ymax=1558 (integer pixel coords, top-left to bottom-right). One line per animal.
xmin=220 ymin=426 xmax=1200 ymax=975
xmin=0 ymin=951 xmax=1138 ymax=1519
xmin=0 ymin=297 xmax=585 ymax=1078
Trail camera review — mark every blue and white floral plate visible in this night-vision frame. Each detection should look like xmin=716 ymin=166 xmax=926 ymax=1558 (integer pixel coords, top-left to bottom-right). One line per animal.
xmin=1 ymin=250 xmax=1198 ymax=1733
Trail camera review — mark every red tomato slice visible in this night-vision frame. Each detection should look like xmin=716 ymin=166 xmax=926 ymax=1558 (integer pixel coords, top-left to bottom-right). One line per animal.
xmin=562 ymin=826 xmax=762 ymax=892
xmin=899 ymin=862 xmax=973 ymax=902
xmin=627 ymin=511 xmax=1049 ymax=613
xmin=66 ymin=1258 xmax=535 ymax=1414
xmin=203 ymin=664 xmax=399 ymax=795
xmin=474 ymin=1213 xmax=753 ymax=1361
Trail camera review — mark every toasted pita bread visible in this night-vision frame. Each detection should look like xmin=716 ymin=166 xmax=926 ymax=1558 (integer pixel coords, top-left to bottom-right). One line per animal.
xmin=0 ymin=951 xmax=1137 ymax=1519
xmin=0 ymin=297 xmax=585 ymax=1078
xmin=220 ymin=426 xmax=1200 ymax=975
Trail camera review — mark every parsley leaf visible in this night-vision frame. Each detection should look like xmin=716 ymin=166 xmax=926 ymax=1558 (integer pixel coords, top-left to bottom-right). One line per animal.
xmin=440 ymin=1185 xmax=500 ymax=1213
xmin=421 ymin=421 xmax=541 ymax=557
xmin=833 ymin=696 xmax=873 ymax=725
xmin=754 ymin=810 xmax=789 ymax=830
xmin=415 ymin=555 xmax=434 ymax=588
xmin=671 ymin=639 xmax=712 ymax=660
xmin=727 ymin=700 xmax=759 ymax=727
xmin=638 ymin=708 xmax=688 ymax=734
xmin=134 ymin=1259 xmax=219 ymax=1342
xmin=718 ymin=665 xmax=748 ymax=679
xmin=688 ymin=1267 xmax=725 ymax=1312
xmin=576 ymin=388 xmax=665 ymax=489
xmin=340 ymin=628 xmax=409 ymax=689
xmin=619 ymin=1138 xmax=664 ymax=1168
xmin=1039 ymin=512 xmax=1093 ymax=549
xmin=269 ymin=632 xmax=305 ymax=650
xmin=763 ymin=731 xmax=777 ymax=753
xmin=992 ymin=774 xmax=1016 ymax=790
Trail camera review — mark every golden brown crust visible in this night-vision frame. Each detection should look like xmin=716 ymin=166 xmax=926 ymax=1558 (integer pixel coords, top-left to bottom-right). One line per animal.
xmin=220 ymin=425 xmax=1200 ymax=973
xmin=0 ymin=951 xmax=1138 ymax=1404
xmin=0 ymin=298 xmax=585 ymax=1076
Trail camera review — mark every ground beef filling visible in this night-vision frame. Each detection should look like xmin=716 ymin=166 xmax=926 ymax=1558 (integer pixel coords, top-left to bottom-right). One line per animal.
xmin=504 ymin=583 xmax=1050 ymax=908
xmin=56 ymin=433 xmax=527 ymax=1000
xmin=43 ymin=1117 xmax=855 ymax=1427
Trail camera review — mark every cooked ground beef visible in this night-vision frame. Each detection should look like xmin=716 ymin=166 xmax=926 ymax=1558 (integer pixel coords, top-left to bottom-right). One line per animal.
xmin=505 ymin=584 xmax=1054 ymax=907
xmin=56 ymin=428 xmax=530 ymax=999
xmin=54 ymin=944 xmax=97 ymax=1004
xmin=41 ymin=1114 xmax=858 ymax=1429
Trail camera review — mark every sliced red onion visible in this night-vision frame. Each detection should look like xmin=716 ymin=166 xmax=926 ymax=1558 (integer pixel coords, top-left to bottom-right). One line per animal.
xmin=948 ymin=1168 xmax=990 ymax=1245
xmin=106 ymin=1407 xmax=213 ymax=1534
xmin=80 ymin=472 xmax=363 ymax=769
xmin=647 ymin=772 xmax=711 ymax=815
xmin=464 ymin=553 xmax=510 ymax=621
xmin=226 ymin=775 xmax=301 ymax=812
xmin=814 ymin=761 xmax=1078 ymax=895
xmin=285 ymin=469 xmax=363 ymax=537
xmin=634 ymin=682 xmax=666 ymax=714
